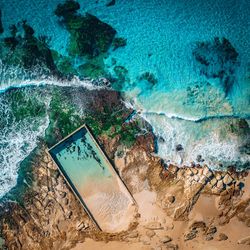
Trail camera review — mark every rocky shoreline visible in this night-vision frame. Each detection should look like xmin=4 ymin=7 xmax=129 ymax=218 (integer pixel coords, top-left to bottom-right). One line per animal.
xmin=0 ymin=88 xmax=249 ymax=250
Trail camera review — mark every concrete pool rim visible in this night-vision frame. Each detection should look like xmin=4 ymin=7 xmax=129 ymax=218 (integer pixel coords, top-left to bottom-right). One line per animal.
xmin=47 ymin=124 xmax=136 ymax=231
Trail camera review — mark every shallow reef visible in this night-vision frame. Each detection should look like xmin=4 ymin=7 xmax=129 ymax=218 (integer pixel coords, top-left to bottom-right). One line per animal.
xmin=192 ymin=37 xmax=239 ymax=95
xmin=55 ymin=0 xmax=117 ymax=58
xmin=138 ymin=72 xmax=158 ymax=86
xmin=1 ymin=21 xmax=58 ymax=75
xmin=112 ymin=37 xmax=127 ymax=51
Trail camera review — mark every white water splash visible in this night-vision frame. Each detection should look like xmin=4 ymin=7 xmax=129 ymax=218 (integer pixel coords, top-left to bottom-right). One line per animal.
xmin=0 ymin=74 xmax=103 ymax=199
xmin=0 ymin=98 xmax=50 ymax=199
xmin=123 ymin=97 xmax=249 ymax=170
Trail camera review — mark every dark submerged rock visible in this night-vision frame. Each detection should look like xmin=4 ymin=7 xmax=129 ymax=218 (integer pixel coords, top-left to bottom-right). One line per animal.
xmin=0 ymin=9 xmax=3 ymax=34
xmin=176 ymin=144 xmax=183 ymax=152
xmin=112 ymin=37 xmax=127 ymax=50
xmin=1 ymin=21 xmax=58 ymax=74
xmin=55 ymin=0 xmax=117 ymax=57
xmin=54 ymin=0 xmax=80 ymax=19
xmin=106 ymin=0 xmax=116 ymax=7
xmin=139 ymin=72 xmax=158 ymax=85
xmin=192 ymin=37 xmax=239 ymax=95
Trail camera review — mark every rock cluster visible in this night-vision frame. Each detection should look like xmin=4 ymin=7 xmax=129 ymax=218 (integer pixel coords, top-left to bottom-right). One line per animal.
xmin=0 ymin=89 xmax=249 ymax=250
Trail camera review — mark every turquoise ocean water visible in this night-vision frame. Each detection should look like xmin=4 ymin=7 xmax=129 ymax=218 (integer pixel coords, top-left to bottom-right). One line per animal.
xmin=0 ymin=0 xmax=249 ymax=198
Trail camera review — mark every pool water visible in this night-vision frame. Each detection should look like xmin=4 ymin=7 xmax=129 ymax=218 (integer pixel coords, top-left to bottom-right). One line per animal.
xmin=49 ymin=125 xmax=135 ymax=232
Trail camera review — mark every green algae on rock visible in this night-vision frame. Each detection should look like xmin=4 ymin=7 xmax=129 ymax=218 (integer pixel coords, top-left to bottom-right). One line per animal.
xmin=1 ymin=21 xmax=58 ymax=74
xmin=45 ymin=88 xmax=83 ymax=147
xmin=55 ymin=0 xmax=117 ymax=58
xmin=6 ymin=89 xmax=46 ymax=122
xmin=77 ymin=54 xmax=106 ymax=78
xmin=111 ymin=65 xmax=130 ymax=90
xmin=51 ymin=50 xmax=77 ymax=76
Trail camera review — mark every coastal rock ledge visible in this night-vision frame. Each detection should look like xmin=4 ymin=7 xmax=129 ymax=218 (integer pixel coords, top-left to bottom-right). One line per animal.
xmin=0 ymin=89 xmax=249 ymax=250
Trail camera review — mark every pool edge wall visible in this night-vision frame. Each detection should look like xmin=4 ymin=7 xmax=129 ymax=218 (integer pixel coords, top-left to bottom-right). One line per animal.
xmin=47 ymin=124 xmax=136 ymax=231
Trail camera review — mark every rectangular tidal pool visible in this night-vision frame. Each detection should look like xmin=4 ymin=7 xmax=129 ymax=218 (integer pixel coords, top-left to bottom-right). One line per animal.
xmin=48 ymin=125 xmax=135 ymax=232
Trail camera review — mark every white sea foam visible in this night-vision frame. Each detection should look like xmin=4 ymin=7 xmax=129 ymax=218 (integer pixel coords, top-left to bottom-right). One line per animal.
xmin=0 ymin=101 xmax=50 ymax=199
xmin=123 ymin=97 xmax=249 ymax=169
xmin=0 ymin=74 xmax=103 ymax=199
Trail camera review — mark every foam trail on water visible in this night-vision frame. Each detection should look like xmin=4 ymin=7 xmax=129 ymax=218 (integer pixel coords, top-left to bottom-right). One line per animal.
xmin=0 ymin=60 xmax=106 ymax=93
xmin=123 ymin=98 xmax=249 ymax=170
xmin=0 ymin=77 xmax=104 ymax=93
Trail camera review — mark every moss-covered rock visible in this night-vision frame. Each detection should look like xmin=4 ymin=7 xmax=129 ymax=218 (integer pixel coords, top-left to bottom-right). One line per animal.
xmin=111 ymin=65 xmax=130 ymax=90
xmin=45 ymin=88 xmax=83 ymax=147
xmin=55 ymin=0 xmax=117 ymax=57
xmin=51 ymin=51 xmax=76 ymax=76
xmin=6 ymin=89 xmax=46 ymax=122
xmin=77 ymin=54 xmax=106 ymax=78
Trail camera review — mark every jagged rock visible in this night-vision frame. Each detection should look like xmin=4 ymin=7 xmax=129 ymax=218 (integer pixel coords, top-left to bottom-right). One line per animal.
xmin=48 ymin=161 xmax=57 ymax=170
xmin=173 ymin=204 xmax=187 ymax=220
xmin=161 ymin=236 xmax=172 ymax=243
xmin=203 ymin=166 xmax=213 ymax=179
xmin=76 ymin=222 xmax=84 ymax=231
xmin=210 ymin=178 xmax=217 ymax=187
xmin=145 ymin=222 xmax=163 ymax=230
xmin=165 ymin=243 xmax=179 ymax=250
xmin=167 ymin=195 xmax=175 ymax=203
xmin=127 ymin=231 xmax=139 ymax=238
xmin=193 ymin=175 xmax=200 ymax=182
xmin=216 ymin=173 xmax=223 ymax=180
xmin=199 ymin=176 xmax=208 ymax=185
xmin=65 ymin=210 xmax=72 ymax=219
xmin=59 ymin=191 xmax=67 ymax=198
xmin=238 ymin=236 xmax=250 ymax=245
xmin=168 ymin=165 xmax=179 ymax=174
xmin=189 ymin=221 xmax=206 ymax=231
xmin=176 ymin=144 xmax=183 ymax=151
xmin=216 ymin=180 xmax=224 ymax=190
xmin=146 ymin=230 xmax=155 ymax=238
xmin=43 ymin=155 xmax=49 ymax=164
xmin=191 ymin=168 xmax=198 ymax=175
xmin=217 ymin=233 xmax=228 ymax=241
xmin=206 ymin=226 xmax=217 ymax=235
xmin=186 ymin=168 xmax=194 ymax=176
xmin=205 ymin=234 xmax=214 ymax=241
xmin=55 ymin=1 xmax=117 ymax=57
xmin=63 ymin=198 xmax=69 ymax=205
xmin=223 ymin=174 xmax=233 ymax=185
xmin=184 ymin=229 xmax=197 ymax=241
xmin=165 ymin=223 xmax=174 ymax=230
